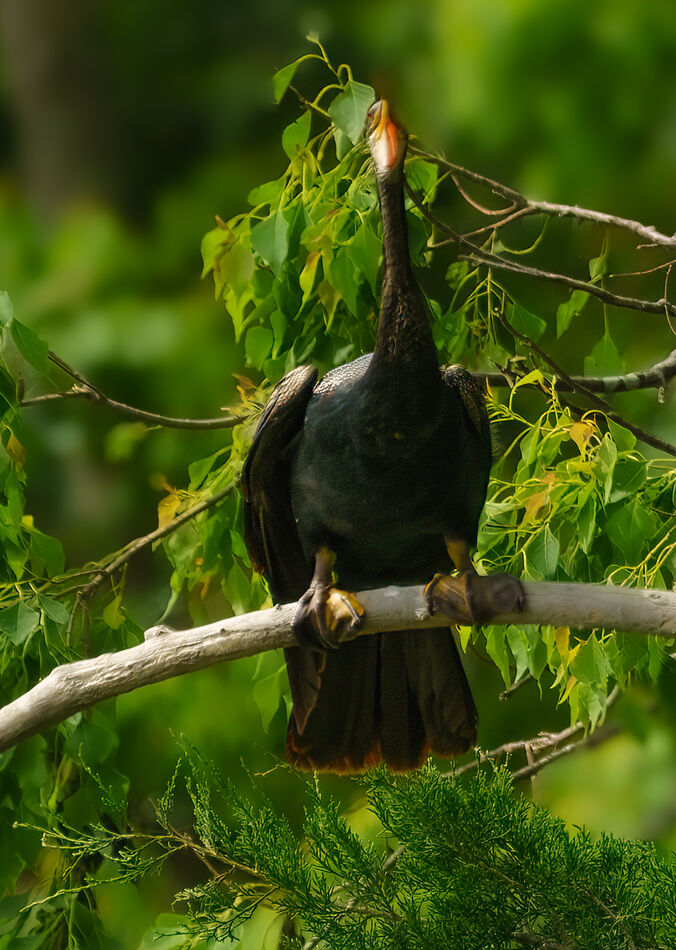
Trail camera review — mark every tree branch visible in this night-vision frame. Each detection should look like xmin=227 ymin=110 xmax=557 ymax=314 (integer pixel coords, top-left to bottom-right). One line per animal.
xmin=405 ymin=183 xmax=676 ymax=322
xmin=66 ymin=481 xmax=235 ymax=644
xmin=20 ymin=351 xmax=243 ymax=429
xmin=499 ymin=313 xmax=676 ymax=458
xmin=465 ymin=246 xmax=676 ymax=322
xmin=0 ymin=581 xmax=674 ymax=754
xmin=412 ymin=145 xmax=676 ymax=248
xmin=474 ymin=346 xmax=676 ymax=394
xmin=455 ymin=687 xmax=623 ymax=782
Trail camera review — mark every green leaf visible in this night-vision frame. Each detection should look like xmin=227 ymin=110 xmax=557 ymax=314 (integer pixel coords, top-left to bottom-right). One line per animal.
xmin=38 ymin=596 xmax=70 ymax=626
xmin=350 ymin=223 xmax=381 ymax=294
xmin=609 ymin=458 xmax=645 ymax=502
xmin=571 ymin=634 xmax=612 ymax=685
xmin=272 ymin=61 xmax=300 ymax=103
xmin=485 ymin=626 xmax=510 ymax=686
xmin=525 ymin=525 xmax=559 ymax=580
xmin=584 ymin=331 xmax=624 ymax=377
xmin=0 ymin=602 xmax=40 ymax=645
xmin=607 ymin=417 xmax=636 ymax=453
xmin=251 ymin=209 xmax=290 ymax=276
xmin=505 ymin=625 xmax=530 ymax=682
xmin=214 ymin=240 xmax=255 ymax=299
xmin=606 ymin=497 xmax=658 ymax=563
xmin=282 ymin=110 xmax=312 ymax=159
xmin=247 ymin=176 xmax=286 ymax=209
xmin=328 ymin=80 xmax=375 ymax=144
xmin=10 ymin=319 xmax=49 ymax=374
xmin=200 ymin=226 xmax=229 ymax=277
xmin=556 ymin=289 xmax=589 ymax=338
xmin=510 ymin=304 xmax=547 ymax=342
xmin=0 ymin=291 xmax=13 ymax=329
xmin=325 ymin=248 xmax=360 ymax=315
xmin=333 ymin=128 xmax=352 ymax=160
xmin=406 ymin=160 xmax=439 ymax=201
xmin=245 ymin=326 xmax=274 ymax=370
xmin=30 ymin=529 xmax=65 ymax=576
xmin=270 ymin=309 xmax=287 ymax=357
xmin=103 ymin=594 xmax=125 ymax=630
xmin=577 ymin=494 xmax=597 ymax=554
xmin=589 ymin=249 xmax=608 ymax=281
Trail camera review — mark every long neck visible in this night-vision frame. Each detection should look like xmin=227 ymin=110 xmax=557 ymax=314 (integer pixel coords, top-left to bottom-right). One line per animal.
xmin=378 ymin=171 xmax=411 ymax=283
xmin=371 ymin=170 xmax=439 ymax=376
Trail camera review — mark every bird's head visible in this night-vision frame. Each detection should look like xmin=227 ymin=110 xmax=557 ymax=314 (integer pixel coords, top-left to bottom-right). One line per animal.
xmin=366 ymin=100 xmax=407 ymax=178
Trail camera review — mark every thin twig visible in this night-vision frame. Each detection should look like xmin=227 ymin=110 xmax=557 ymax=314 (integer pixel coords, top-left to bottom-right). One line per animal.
xmin=500 ymin=312 xmax=676 ymax=457
xmin=406 ymin=182 xmax=676 ymax=321
xmin=465 ymin=247 xmax=676 ymax=322
xmin=454 ymin=687 xmax=622 ymax=782
xmin=511 ymin=722 xmax=623 ymax=783
xmin=22 ymin=351 xmax=242 ymax=430
xmin=498 ymin=673 xmax=532 ymax=701
xmin=66 ymin=482 xmax=234 ymax=642
xmin=413 ymin=145 xmax=676 ymax=248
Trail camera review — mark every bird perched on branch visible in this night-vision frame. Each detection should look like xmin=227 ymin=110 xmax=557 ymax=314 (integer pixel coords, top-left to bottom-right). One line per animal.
xmin=241 ymin=99 xmax=524 ymax=772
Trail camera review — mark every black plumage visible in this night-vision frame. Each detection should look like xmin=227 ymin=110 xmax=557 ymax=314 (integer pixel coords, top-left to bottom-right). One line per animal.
xmin=241 ymin=100 xmax=521 ymax=772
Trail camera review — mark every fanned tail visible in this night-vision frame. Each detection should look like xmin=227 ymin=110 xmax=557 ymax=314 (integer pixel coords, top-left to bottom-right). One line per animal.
xmin=286 ymin=627 xmax=477 ymax=773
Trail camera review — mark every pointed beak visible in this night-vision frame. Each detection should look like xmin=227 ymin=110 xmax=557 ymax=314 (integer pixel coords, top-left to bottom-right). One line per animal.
xmin=368 ymin=99 xmax=403 ymax=171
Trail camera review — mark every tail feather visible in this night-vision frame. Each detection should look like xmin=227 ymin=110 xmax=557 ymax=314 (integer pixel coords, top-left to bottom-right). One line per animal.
xmin=285 ymin=628 xmax=477 ymax=773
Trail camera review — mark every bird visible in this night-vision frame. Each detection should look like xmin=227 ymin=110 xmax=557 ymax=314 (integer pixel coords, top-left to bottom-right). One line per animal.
xmin=240 ymin=99 xmax=525 ymax=773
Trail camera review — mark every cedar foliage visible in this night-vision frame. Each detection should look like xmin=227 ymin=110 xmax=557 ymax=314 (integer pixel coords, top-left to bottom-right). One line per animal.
xmin=16 ymin=747 xmax=676 ymax=949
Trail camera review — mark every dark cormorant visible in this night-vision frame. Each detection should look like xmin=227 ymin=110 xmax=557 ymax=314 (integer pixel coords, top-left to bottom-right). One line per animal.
xmin=241 ymin=100 xmax=524 ymax=772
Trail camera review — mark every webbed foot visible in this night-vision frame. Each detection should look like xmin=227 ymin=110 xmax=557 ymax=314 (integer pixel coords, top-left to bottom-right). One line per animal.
xmin=425 ymin=570 xmax=525 ymax=625
xmin=293 ymin=585 xmax=364 ymax=649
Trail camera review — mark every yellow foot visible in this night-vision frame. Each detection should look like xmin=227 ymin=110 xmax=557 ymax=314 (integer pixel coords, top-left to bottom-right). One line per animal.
xmin=294 ymin=585 xmax=365 ymax=649
xmin=426 ymin=571 xmax=525 ymax=625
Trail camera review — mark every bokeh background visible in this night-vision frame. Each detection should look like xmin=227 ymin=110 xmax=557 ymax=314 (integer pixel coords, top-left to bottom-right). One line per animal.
xmin=1 ymin=0 xmax=675 ymax=944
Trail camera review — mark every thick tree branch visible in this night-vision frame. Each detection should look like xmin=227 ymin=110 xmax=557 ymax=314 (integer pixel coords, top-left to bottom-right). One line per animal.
xmin=0 ymin=581 xmax=674 ymax=754
xmin=474 ymin=347 xmax=676 ymax=393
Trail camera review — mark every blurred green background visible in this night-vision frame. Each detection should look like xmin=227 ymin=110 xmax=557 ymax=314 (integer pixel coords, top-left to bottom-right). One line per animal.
xmin=1 ymin=0 xmax=675 ymax=944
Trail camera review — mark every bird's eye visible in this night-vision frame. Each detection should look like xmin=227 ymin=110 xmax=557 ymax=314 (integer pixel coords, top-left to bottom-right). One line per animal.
xmin=366 ymin=102 xmax=381 ymax=132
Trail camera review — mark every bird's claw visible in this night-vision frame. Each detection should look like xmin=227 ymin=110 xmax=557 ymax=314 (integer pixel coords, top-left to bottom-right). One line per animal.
xmin=293 ymin=585 xmax=365 ymax=649
xmin=426 ymin=571 xmax=525 ymax=625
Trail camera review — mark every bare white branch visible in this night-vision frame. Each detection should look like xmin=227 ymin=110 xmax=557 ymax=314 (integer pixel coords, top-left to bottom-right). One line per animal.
xmin=0 ymin=580 xmax=674 ymax=754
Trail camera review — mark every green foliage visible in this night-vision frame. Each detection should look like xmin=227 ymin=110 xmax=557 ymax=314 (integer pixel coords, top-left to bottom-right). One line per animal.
xmin=18 ymin=751 xmax=676 ymax=949
xmin=0 ymin=41 xmax=674 ymax=948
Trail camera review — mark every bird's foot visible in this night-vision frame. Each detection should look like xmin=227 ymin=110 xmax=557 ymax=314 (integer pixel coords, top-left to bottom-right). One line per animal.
xmin=293 ymin=585 xmax=365 ymax=649
xmin=425 ymin=570 xmax=525 ymax=625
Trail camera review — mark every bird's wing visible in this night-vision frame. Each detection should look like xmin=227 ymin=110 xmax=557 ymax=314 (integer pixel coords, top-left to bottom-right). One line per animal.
xmin=240 ymin=364 xmax=317 ymax=602
xmin=240 ymin=365 xmax=328 ymax=737
xmin=442 ymin=365 xmax=491 ymax=450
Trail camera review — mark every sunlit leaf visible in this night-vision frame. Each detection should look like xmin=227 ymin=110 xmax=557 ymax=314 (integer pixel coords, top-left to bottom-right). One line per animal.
xmin=282 ymin=111 xmax=312 ymax=159
xmin=272 ymin=61 xmax=300 ymax=103
xmin=328 ymin=80 xmax=375 ymax=144
xmin=245 ymin=326 xmax=274 ymax=369
xmin=11 ymin=320 xmax=49 ymax=374
xmin=250 ymin=208 xmax=290 ymax=276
